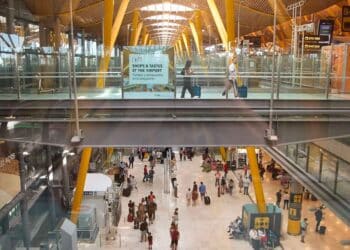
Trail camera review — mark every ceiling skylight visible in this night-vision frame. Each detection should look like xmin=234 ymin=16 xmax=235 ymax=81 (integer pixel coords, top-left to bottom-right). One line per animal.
xmin=141 ymin=2 xmax=193 ymax=12
xmin=149 ymin=22 xmax=181 ymax=27
xmin=145 ymin=14 xmax=186 ymax=21
xmin=152 ymin=27 xmax=177 ymax=32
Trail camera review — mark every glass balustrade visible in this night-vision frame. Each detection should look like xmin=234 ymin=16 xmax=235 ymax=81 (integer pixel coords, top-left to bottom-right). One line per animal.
xmin=277 ymin=142 xmax=350 ymax=203
xmin=0 ymin=41 xmax=345 ymax=100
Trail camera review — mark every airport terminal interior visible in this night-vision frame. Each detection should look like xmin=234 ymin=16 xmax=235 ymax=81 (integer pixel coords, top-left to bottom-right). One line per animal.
xmin=1 ymin=0 xmax=350 ymax=249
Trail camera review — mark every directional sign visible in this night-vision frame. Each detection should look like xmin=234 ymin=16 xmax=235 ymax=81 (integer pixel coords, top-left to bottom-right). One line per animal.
xmin=342 ymin=6 xmax=350 ymax=32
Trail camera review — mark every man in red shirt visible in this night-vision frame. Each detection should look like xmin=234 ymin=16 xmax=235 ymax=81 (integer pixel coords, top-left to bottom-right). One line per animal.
xmin=223 ymin=162 xmax=229 ymax=178
xmin=143 ymin=165 xmax=148 ymax=182
xmin=170 ymin=227 xmax=180 ymax=250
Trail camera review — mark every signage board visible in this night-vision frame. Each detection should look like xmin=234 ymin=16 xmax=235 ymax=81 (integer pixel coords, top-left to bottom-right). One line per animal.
xmin=129 ymin=54 xmax=169 ymax=85
xmin=302 ymin=35 xmax=329 ymax=51
xmin=342 ymin=6 xmax=350 ymax=32
xmin=318 ymin=19 xmax=334 ymax=45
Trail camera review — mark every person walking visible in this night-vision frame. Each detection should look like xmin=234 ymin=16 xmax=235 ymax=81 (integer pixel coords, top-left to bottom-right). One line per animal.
xmin=186 ymin=188 xmax=192 ymax=206
xmin=220 ymin=176 xmax=226 ymax=194
xmin=199 ymin=182 xmax=206 ymax=201
xmin=147 ymin=232 xmax=153 ymax=249
xmin=222 ymin=56 xmax=239 ymax=97
xmin=143 ymin=165 xmax=148 ymax=182
xmin=181 ymin=60 xmax=194 ymax=98
xmin=314 ymin=207 xmax=323 ymax=232
xmin=128 ymin=153 xmax=135 ymax=168
xmin=283 ymin=191 xmax=289 ymax=210
xmin=223 ymin=162 xmax=229 ymax=178
xmin=170 ymin=226 xmax=180 ymax=250
xmin=148 ymin=201 xmax=156 ymax=224
xmin=171 ymin=169 xmax=177 ymax=188
xmin=215 ymin=170 xmax=221 ymax=186
xmin=228 ymin=179 xmax=234 ymax=196
xmin=192 ymin=187 xmax=199 ymax=206
xmin=300 ymin=218 xmax=308 ymax=243
xmin=179 ymin=147 xmax=183 ymax=161
xmin=140 ymin=219 xmax=148 ymax=242
xmin=276 ymin=190 xmax=282 ymax=208
xmin=243 ymin=176 xmax=250 ymax=195
xmin=173 ymin=179 xmax=178 ymax=198
xmin=238 ymin=175 xmax=243 ymax=193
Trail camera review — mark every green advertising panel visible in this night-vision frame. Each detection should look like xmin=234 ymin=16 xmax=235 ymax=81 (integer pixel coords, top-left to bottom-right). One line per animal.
xmin=122 ymin=46 xmax=175 ymax=98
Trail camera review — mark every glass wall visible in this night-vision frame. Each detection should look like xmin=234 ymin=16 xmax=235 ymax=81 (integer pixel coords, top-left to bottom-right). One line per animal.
xmin=278 ymin=142 xmax=350 ymax=203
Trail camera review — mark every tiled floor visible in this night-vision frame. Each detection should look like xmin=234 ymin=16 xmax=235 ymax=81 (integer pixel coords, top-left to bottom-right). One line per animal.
xmin=79 ymin=151 xmax=350 ymax=250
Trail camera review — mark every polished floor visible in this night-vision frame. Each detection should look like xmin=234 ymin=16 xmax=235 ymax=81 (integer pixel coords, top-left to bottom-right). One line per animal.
xmin=79 ymin=152 xmax=350 ymax=250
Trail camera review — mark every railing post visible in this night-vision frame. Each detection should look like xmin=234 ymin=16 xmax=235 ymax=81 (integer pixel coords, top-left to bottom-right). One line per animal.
xmin=305 ymin=144 xmax=310 ymax=173
xmin=333 ymin=160 xmax=339 ymax=194
xmin=318 ymin=152 xmax=323 ymax=182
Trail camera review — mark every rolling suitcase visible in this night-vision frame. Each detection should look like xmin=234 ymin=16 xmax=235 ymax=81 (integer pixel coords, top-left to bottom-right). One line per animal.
xmin=204 ymin=196 xmax=211 ymax=205
xmin=319 ymin=226 xmax=326 ymax=234
xmin=237 ymin=86 xmax=247 ymax=98
xmin=192 ymin=85 xmax=201 ymax=98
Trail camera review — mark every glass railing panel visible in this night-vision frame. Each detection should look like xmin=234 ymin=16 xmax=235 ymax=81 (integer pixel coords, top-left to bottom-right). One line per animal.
xmin=337 ymin=160 xmax=350 ymax=202
xmin=307 ymin=144 xmax=321 ymax=178
xmin=320 ymin=151 xmax=337 ymax=191
xmin=296 ymin=143 xmax=308 ymax=170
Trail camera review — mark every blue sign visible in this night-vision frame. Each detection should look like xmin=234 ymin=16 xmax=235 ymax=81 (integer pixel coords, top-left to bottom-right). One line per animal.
xmin=129 ymin=54 xmax=169 ymax=85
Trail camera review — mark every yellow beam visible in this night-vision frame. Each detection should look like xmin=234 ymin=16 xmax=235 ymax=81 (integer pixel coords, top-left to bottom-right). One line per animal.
xmin=177 ymin=39 xmax=184 ymax=58
xmin=220 ymin=147 xmax=227 ymax=162
xmin=189 ymin=21 xmax=200 ymax=55
xmin=182 ymin=30 xmax=191 ymax=58
xmin=246 ymin=146 xmax=266 ymax=213
xmin=207 ymin=0 xmax=228 ymax=49
xmin=132 ymin=21 xmax=143 ymax=46
xmin=103 ymin=0 xmax=114 ymax=49
xmin=70 ymin=147 xmax=92 ymax=224
xmin=143 ymin=33 xmax=149 ymax=45
xmin=130 ymin=10 xmax=140 ymax=46
xmin=194 ymin=10 xmax=203 ymax=55
xmin=225 ymin=0 xmax=235 ymax=49
xmin=97 ymin=0 xmax=129 ymax=88
xmin=141 ymin=27 xmax=148 ymax=45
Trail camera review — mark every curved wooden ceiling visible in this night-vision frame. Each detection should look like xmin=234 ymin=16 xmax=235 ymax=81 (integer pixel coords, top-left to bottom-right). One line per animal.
xmin=23 ymin=0 xmax=343 ymax=45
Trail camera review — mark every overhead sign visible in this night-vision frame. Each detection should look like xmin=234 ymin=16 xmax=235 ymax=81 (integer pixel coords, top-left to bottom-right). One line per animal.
xmin=318 ymin=19 xmax=334 ymax=45
xmin=129 ymin=54 xmax=169 ymax=85
xmin=296 ymin=23 xmax=314 ymax=33
xmin=342 ymin=6 xmax=350 ymax=32
xmin=302 ymin=35 xmax=329 ymax=51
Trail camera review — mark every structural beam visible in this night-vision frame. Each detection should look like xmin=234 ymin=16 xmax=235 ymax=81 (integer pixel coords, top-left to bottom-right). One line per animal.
xmin=130 ymin=10 xmax=140 ymax=45
xmin=141 ymin=27 xmax=149 ymax=45
xmin=97 ymin=0 xmax=129 ymax=88
xmin=70 ymin=147 xmax=92 ymax=224
xmin=194 ymin=10 xmax=203 ymax=55
xmin=207 ymin=0 xmax=228 ymax=49
xmin=246 ymin=146 xmax=267 ymax=213
xmin=177 ymin=39 xmax=184 ymax=58
xmin=225 ymin=0 xmax=235 ymax=49
xmin=133 ymin=21 xmax=143 ymax=46
xmin=182 ymin=30 xmax=191 ymax=58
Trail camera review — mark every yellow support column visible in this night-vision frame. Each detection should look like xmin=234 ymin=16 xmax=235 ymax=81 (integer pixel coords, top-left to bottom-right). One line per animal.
xmin=207 ymin=0 xmax=228 ymax=49
xmin=97 ymin=0 xmax=114 ymax=89
xmin=141 ymin=27 xmax=149 ymax=45
xmin=182 ymin=30 xmax=191 ymax=58
xmin=97 ymin=0 xmax=129 ymax=88
xmin=132 ymin=21 xmax=143 ymax=46
xmin=130 ymin=10 xmax=140 ymax=45
xmin=220 ymin=147 xmax=227 ymax=162
xmin=70 ymin=147 xmax=92 ymax=224
xmin=177 ymin=39 xmax=184 ymax=58
xmin=194 ymin=10 xmax=203 ymax=55
xmin=225 ymin=0 xmax=235 ymax=50
xmin=246 ymin=146 xmax=266 ymax=213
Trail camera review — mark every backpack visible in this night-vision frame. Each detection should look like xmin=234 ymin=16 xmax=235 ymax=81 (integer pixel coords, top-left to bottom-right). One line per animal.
xmin=140 ymin=222 xmax=146 ymax=231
